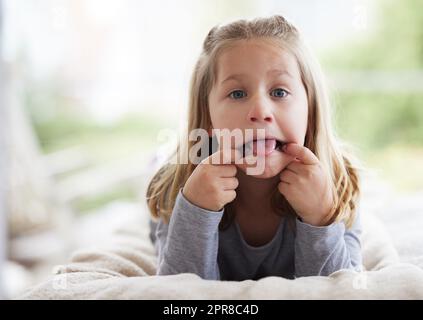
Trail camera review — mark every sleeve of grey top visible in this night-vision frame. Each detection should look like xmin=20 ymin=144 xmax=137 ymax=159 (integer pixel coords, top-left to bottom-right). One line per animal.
xmin=155 ymin=188 xmax=224 ymax=280
xmin=294 ymin=208 xmax=363 ymax=277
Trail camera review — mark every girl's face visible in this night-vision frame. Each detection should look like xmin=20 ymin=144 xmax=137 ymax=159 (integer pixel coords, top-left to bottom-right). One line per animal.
xmin=208 ymin=39 xmax=309 ymax=178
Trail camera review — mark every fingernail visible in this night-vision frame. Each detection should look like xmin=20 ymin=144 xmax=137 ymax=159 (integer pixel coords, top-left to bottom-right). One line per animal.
xmin=244 ymin=154 xmax=257 ymax=164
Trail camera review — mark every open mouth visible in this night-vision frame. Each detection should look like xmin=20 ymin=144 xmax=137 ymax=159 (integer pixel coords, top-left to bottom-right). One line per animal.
xmin=240 ymin=138 xmax=286 ymax=158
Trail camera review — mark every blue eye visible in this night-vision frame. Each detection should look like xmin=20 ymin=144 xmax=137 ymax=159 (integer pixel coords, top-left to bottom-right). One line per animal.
xmin=229 ymin=90 xmax=247 ymax=100
xmin=271 ymin=88 xmax=288 ymax=98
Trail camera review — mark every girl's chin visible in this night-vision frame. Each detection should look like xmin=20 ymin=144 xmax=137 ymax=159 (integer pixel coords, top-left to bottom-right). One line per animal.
xmin=242 ymin=171 xmax=280 ymax=179
xmin=235 ymin=157 xmax=289 ymax=178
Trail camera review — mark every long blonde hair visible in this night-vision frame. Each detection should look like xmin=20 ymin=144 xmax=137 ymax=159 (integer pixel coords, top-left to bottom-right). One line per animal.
xmin=146 ymin=15 xmax=360 ymax=229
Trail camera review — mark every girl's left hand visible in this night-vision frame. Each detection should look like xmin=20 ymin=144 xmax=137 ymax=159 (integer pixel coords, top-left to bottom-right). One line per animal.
xmin=278 ymin=143 xmax=334 ymax=226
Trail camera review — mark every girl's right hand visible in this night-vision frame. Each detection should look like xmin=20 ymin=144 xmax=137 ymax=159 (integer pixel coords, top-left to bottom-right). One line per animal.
xmin=182 ymin=148 xmax=242 ymax=212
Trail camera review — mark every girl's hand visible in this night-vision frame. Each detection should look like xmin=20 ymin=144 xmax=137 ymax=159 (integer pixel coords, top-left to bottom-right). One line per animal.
xmin=183 ymin=148 xmax=241 ymax=212
xmin=278 ymin=143 xmax=334 ymax=226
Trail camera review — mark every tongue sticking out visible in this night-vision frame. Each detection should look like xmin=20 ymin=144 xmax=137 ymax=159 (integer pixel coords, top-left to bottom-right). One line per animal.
xmin=246 ymin=139 xmax=277 ymax=156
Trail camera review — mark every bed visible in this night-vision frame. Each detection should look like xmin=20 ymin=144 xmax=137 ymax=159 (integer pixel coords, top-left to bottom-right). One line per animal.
xmin=21 ymin=207 xmax=423 ymax=299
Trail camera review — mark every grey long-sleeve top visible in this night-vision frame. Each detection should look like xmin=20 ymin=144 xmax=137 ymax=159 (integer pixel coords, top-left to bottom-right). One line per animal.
xmin=150 ymin=189 xmax=362 ymax=281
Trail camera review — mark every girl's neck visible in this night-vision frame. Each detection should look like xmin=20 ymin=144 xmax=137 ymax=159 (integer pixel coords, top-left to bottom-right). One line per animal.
xmin=233 ymin=169 xmax=280 ymax=217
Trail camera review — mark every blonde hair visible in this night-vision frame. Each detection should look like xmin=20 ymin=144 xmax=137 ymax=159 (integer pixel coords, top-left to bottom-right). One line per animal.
xmin=146 ymin=15 xmax=361 ymax=229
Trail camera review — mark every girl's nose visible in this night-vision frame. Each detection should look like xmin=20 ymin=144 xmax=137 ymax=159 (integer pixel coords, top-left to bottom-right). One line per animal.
xmin=247 ymin=97 xmax=274 ymax=123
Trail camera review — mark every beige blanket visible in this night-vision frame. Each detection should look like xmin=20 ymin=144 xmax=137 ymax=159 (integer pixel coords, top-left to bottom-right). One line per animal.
xmin=21 ymin=213 xmax=423 ymax=299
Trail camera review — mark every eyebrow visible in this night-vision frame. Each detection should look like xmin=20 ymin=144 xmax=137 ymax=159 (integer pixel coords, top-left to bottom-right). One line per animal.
xmin=220 ymin=69 xmax=293 ymax=85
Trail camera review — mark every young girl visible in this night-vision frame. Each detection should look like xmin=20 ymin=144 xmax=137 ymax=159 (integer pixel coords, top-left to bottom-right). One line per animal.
xmin=146 ymin=15 xmax=362 ymax=281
